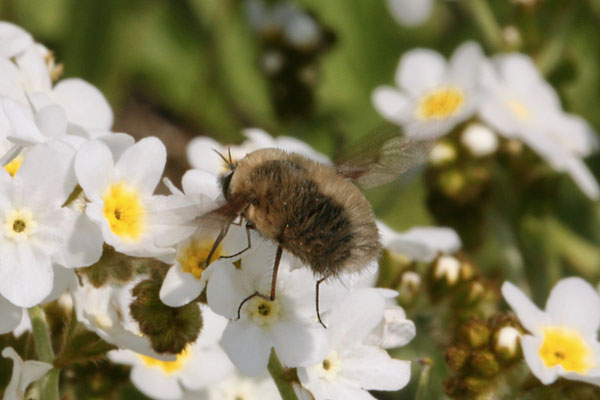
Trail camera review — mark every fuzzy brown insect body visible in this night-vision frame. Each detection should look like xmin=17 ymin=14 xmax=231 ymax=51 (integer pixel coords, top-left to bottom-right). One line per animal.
xmin=225 ymin=148 xmax=381 ymax=278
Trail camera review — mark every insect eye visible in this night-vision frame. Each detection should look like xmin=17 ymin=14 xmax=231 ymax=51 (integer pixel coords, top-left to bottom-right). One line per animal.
xmin=219 ymin=172 xmax=234 ymax=199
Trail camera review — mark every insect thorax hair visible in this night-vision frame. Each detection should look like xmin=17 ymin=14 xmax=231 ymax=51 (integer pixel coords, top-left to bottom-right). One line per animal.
xmin=228 ymin=148 xmax=381 ymax=278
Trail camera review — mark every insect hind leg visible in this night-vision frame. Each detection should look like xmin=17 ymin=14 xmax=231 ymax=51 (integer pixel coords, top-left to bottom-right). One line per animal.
xmin=315 ymin=274 xmax=332 ymax=329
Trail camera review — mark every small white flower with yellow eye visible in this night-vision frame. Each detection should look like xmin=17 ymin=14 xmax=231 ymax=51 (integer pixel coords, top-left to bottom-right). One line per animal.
xmin=502 ymin=277 xmax=600 ymax=386
xmin=75 ymin=137 xmax=195 ymax=258
xmin=372 ymin=41 xmax=484 ymax=139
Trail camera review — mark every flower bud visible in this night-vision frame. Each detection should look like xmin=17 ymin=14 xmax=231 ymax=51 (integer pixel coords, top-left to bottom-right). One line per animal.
xmin=445 ymin=345 xmax=470 ymax=371
xmin=460 ymin=123 xmax=498 ymax=158
xmin=470 ymin=350 xmax=500 ymax=377
xmin=130 ymin=266 xmax=202 ymax=354
xmin=494 ymin=326 xmax=521 ymax=360
xmin=438 ymin=169 xmax=466 ymax=197
xmin=462 ymin=375 xmax=488 ymax=393
xmin=397 ymin=271 xmax=421 ymax=303
xmin=461 ymin=318 xmax=490 ymax=348
xmin=434 ymin=255 xmax=461 ymax=286
xmin=429 ymin=141 xmax=457 ymax=166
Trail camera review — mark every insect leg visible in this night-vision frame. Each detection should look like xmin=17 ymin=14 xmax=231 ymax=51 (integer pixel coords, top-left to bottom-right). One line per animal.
xmin=269 ymin=246 xmax=283 ymax=301
xmin=236 ymin=291 xmax=270 ymax=320
xmin=315 ymin=274 xmax=332 ymax=329
xmin=205 ymin=219 xmax=233 ymax=267
xmin=219 ymin=221 xmax=254 ymax=260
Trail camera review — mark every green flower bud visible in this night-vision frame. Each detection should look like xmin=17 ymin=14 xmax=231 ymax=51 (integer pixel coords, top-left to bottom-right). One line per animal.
xmin=445 ymin=345 xmax=470 ymax=372
xmin=470 ymin=350 xmax=500 ymax=377
xmin=461 ymin=318 xmax=491 ymax=348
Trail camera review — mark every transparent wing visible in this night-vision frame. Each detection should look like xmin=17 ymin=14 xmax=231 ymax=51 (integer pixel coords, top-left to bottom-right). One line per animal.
xmin=334 ymin=123 xmax=435 ymax=189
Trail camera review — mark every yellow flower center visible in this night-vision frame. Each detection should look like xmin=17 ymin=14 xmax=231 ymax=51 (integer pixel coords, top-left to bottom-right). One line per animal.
xmin=139 ymin=347 xmax=191 ymax=375
xmin=178 ymin=237 xmax=223 ymax=279
xmin=315 ymin=350 xmax=341 ymax=381
xmin=3 ymin=209 xmax=36 ymax=241
xmin=245 ymin=297 xmax=281 ymax=326
xmin=538 ymin=326 xmax=594 ymax=373
xmin=102 ymin=182 xmax=146 ymax=242
xmin=507 ymin=100 xmax=530 ymax=120
xmin=4 ymin=154 xmax=24 ymax=178
xmin=416 ymin=87 xmax=465 ymax=121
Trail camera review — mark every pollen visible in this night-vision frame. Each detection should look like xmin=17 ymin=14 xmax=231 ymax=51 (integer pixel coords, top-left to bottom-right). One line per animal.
xmin=178 ymin=237 xmax=223 ymax=280
xmin=102 ymin=182 xmax=146 ymax=242
xmin=139 ymin=347 xmax=191 ymax=375
xmin=507 ymin=100 xmax=530 ymax=120
xmin=416 ymin=87 xmax=465 ymax=121
xmin=538 ymin=326 xmax=594 ymax=373
xmin=3 ymin=209 xmax=37 ymax=241
xmin=4 ymin=154 xmax=24 ymax=178
xmin=246 ymin=297 xmax=281 ymax=326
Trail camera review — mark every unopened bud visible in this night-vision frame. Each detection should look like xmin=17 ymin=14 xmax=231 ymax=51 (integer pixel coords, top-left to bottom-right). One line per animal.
xmin=461 ymin=123 xmax=498 ymax=157
xmin=470 ymin=350 xmax=500 ymax=377
xmin=467 ymin=281 xmax=485 ymax=302
xmin=434 ymin=255 xmax=461 ymax=286
xmin=494 ymin=326 xmax=521 ymax=359
xmin=445 ymin=345 xmax=470 ymax=371
xmin=463 ymin=375 xmax=488 ymax=393
xmin=461 ymin=318 xmax=490 ymax=348
xmin=429 ymin=142 xmax=457 ymax=166
xmin=397 ymin=271 xmax=421 ymax=302
xmin=438 ymin=169 xmax=466 ymax=197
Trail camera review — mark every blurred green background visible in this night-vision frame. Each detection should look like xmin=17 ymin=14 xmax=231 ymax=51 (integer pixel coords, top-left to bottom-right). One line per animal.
xmin=3 ymin=0 xmax=600 ymax=398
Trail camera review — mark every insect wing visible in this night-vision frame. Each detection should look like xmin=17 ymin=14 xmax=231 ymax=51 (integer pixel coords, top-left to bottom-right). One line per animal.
xmin=335 ymin=123 xmax=435 ymax=189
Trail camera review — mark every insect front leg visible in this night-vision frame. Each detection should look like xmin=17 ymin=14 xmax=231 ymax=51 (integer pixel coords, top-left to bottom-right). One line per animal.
xmin=269 ymin=245 xmax=283 ymax=301
xmin=219 ymin=220 xmax=255 ymax=260
xmin=315 ymin=274 xmax=332 ymax=329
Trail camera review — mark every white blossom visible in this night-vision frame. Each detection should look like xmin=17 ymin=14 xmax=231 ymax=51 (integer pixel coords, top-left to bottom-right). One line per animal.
xmin=2 ymin=347 xmax=52 ymax=400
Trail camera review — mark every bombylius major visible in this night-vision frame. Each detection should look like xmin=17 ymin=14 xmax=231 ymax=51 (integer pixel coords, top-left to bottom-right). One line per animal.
xmin=203 ymin=132 xmax=433 ymax=326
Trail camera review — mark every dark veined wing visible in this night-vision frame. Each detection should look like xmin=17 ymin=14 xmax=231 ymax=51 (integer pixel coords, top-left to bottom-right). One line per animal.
xmin=334 ymin=123 xmax=436 ymax=189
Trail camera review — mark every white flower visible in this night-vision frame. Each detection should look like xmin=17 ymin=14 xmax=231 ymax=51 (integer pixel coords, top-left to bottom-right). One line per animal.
xmin=372 ymin=42 xmax=484 ymax=138
xmin=186 ymin=128 xmax=330 ymax=176
xmin=460 ymin=123 xmax=498 ymax=157
xmin=0 ymin=141 xmax=102 ymax=307
xmin=108 ymin=306 xmax=235 ymax=400
xmin=71 ymin=276 xmax=175 ymax=360
xmin=0 ymin=22 xmax=33 ymax=59
xmin=207 ymin=241 xmax=329 ymax=376
xmin=386 ymin=0 xmax=433 ymax=27
xmin=75 ymin=137 xmax=195 ymax=258
xmin=297 ymin=288 xmax=413 ymax=399
xmin=479 ymin=53 xmax=599 ymax=198
xmin=2 ymin=347 xmax=52 ymax=400
xmin=183 ymin=372 xmax=281 ymax=400
xmin=378 ymin=221 xmax=461 ymax=262
xmin=502 ymin=277 xmax=600 ymax=386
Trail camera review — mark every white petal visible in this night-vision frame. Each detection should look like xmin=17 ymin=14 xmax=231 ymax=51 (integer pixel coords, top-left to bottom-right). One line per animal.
xmin=2 ymin=347 xmax=53 ymax=399
xmin=368 ymin=306 xmax=416 ymax=349
xmin=54 ymin=210 xmax=103 ymax=268
xmin=371 ymin=86 xmax=411 ymax=125
xmin=42 ymin=265 xmax=76 ymax=303
xmin=501 ymin=282 xmax=549 ymax=335
xmin=342 ymin=345 xmax=411 ymax=390
xmin=497 ymin=54 xmax=545 ymax=95
xmin=182 ymin=169 xmax=221 ymax=200
xmin=396 ymin=49 xmax=447 ymax=95
xmin=115 ymin=137 xmax=166 ymax=194
xmin=159 ymin=263 xmax=205 ymax=307
xmin=272 ymin=320 xmax=329 ymax=368
xmin=0 ymin=295 xmax=22 ymax=334
xmin=386 ymin=0 xmax=433 ymax=27
xmin=562 ymin=369 xmax=600 ymax=387
xmin=544 ymin=277 xmax=600 ymax=335
xmin=0 ymin=245 xmax=54 ymax=307
xmin=130 ymin=364 xmax=182 ymax=400
xmin=326 ymin=289 xmax=385 ymax=348
xmin=34 ymin=104 xmax=67 ymax=139
xmin=186 ymin=137 xmax=225 ymax=175
xmin=17 ymin=141 xmax=76 ymax=205
xmin=449 ymin=41 xmax=484 ymax=89
xmin=97 ymin=133 xmax=135 ymax=160
xmin=565 ymin=157 xmax=600 ymax=200
xmin=206 ymin=260 xmax=248 ymax=319
xmin=2 ymin=98 xmax=45 ymax=144
xmin=75 ymin=140 xmax=114 ymax=198
xmin=180 ymin=349 xmax=234 ymax=390
xmin=0 ymin=22 xmax=33 ymax=58
xmin=379 ymin=223 xmax=461 ymax=262
xmin=52 ymin=78 xmax=113 ymax=131
xmin=15 ymin=45 xmax=51 ymax=92
xmin=521 ymin=335 xmax=559 ymax=385
xmin=221 ymin=320 xmax=272 ymax=376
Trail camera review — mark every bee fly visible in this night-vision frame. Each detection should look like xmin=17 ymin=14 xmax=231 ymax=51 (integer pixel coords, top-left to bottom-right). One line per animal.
xmin=203 ymin=132 xmax=433 ymax=327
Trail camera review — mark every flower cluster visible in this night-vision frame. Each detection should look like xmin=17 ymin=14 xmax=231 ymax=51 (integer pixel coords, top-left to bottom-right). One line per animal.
xmin=373 ymin=41 xmax=600 ymax=199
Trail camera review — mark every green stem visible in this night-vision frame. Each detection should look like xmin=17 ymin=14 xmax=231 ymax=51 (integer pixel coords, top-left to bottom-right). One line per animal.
xmin=267 ymin=350 xmax=299 ymax=400
xmin=416 ymin=358 xmax=433 ymax=400
xmin=28 ymin=305 xmax=60 ymax=400
xmin=461 ymin=0 xmax=504 ymax=51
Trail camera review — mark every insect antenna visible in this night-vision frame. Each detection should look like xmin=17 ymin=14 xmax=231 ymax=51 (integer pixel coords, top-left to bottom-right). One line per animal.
xmin=212 ymin=148 xmax=236 ymax=172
